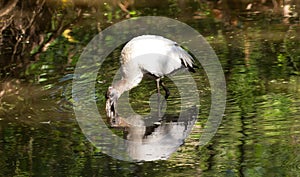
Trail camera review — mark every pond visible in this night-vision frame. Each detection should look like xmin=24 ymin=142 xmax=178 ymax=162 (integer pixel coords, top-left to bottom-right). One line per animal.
xmin=1 ymin=0 xmax=300 ymax=176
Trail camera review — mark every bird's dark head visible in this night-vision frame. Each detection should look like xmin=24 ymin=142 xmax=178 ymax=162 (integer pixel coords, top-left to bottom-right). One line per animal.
xmin=105 ymin=86 xmax=119 ymax=119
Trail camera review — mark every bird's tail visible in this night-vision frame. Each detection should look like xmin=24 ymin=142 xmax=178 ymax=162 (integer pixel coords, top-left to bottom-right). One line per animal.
xmin=176 ymin=46 xmax=197 ymax=72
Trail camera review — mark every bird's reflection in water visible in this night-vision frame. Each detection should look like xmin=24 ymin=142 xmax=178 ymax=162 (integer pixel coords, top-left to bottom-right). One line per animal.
xmin=108 ymin=106 xmax=198 ymax=162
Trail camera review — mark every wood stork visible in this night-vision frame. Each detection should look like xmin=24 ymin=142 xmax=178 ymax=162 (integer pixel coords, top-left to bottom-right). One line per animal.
xmin=106 ymin=35 xmax=196 ymax=124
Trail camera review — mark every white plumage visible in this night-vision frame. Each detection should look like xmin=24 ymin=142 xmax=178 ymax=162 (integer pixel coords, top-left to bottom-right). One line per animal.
xmin=121 ymin=35 xmax=193 ymax=76
xmin=106 ymin=35 xmax=196 ymax=124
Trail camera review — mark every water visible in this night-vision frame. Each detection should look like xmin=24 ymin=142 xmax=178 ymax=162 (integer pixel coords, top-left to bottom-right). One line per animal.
xmin=1 ymin=1 xmax=300 ymax=176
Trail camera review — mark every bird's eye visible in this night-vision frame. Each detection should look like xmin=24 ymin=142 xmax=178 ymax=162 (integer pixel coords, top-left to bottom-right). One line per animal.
xmin=106 ymin=92 xmax=115 ymax=100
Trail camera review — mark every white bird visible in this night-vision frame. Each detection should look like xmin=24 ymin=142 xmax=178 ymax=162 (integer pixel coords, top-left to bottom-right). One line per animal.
xmin=106 ymin=35 xmax=196 ymax=124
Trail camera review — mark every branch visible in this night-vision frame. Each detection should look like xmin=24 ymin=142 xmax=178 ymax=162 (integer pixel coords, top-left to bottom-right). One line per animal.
xmin=0 ymin=0 xmax=18 ymax=17
xmin=31 ymin=9 xmax=83 ymax=58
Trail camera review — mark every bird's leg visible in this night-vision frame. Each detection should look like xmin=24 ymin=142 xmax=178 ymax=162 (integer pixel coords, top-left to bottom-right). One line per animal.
xmin=160 ymin=80 xmax=170 ymax=99
xmin=159 ymin=80 xmax=168 ymax=120
xmin=156 ymin=78 xmax=162 ymax=117
xmin=156 ymin=78 xmax=161 ymax=95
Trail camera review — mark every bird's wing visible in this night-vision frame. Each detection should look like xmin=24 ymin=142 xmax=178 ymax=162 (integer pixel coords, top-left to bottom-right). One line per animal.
xmin=121 ymin=35 xmax=196 ymax=76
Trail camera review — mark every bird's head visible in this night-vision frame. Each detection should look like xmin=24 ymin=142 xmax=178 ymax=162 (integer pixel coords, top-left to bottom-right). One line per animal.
xmin=105 ymin=86 xmax=119 ymax=119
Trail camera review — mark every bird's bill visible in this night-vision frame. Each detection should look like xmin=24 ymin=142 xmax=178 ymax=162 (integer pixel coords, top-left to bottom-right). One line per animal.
xmin=106 ymin=98 xmax=115 ymax=118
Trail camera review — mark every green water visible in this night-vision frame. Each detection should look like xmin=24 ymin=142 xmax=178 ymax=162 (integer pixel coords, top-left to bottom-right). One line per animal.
xmin=1 ymin=0 xmax=300 ymax=176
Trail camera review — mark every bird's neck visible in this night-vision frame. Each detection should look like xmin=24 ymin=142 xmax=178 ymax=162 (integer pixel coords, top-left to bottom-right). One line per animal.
xmin=112 ymin=79 xmax=134 ymax=96
xmin=112 ymin=70 xmax=143 ymax=96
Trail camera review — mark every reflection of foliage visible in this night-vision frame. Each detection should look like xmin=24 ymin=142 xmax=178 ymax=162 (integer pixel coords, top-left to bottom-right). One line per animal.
xmin=284 ymin=25 xmax=300 ymax=73
xmin=229 ymin=64 xmax=260 ymax=115
xmin=0 ymin=120 xmax=96 ymax=176
xmin=258 ymin=93 xmax=293 ymax=118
